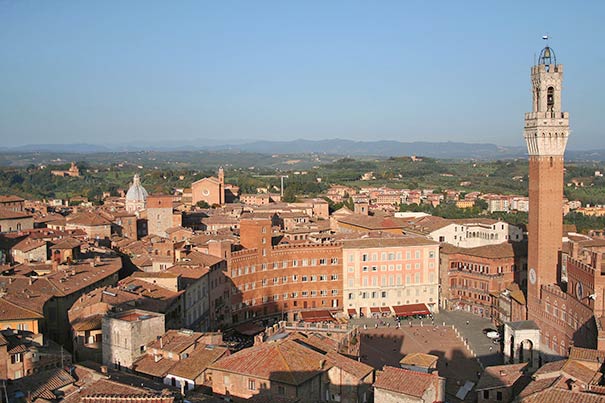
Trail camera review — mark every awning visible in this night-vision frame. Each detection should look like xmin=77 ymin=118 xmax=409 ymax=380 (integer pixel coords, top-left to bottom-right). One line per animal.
xmin=370 ymin=307 xmax=381 ymax=313
xmin=300 ymin=310 xmax=334 ymax=323
xmin=392 ymin=303 xmax=431 ymax=317
xmin=347 ymin=308 xmax=357 ymax=315
xmin=380 ymin=307 xmax=391 ymax=313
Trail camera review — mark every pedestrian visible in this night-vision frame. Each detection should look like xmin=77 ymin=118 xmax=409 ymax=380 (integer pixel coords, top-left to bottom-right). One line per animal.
xmin=466 ymin=320 xmax=470 ymax=326
xmin=375 ymin=323 xmax=378 ymax=329
xmin=489 ymin=346 xmax=493 ymax=352
xmin=364 ymin=324 xmax=367 ymax=330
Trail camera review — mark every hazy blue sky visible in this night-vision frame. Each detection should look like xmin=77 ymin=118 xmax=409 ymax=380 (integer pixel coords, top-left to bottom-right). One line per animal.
xmin=1 ymin=1 xmax=603 ymax=149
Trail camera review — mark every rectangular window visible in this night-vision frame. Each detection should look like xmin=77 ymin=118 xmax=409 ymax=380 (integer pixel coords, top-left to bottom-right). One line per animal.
xmin=248 ymin=379 xmax=256 ymax=390
xmin=331 ymin=257 xmax=339 ymax=264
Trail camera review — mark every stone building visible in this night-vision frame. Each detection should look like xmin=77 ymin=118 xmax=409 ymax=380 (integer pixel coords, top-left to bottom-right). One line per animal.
xmin=147 ymin=194 xmax=175 ymax=238
xmin=102 ymin=309 xmax=165 ymax=369
xmin=51 ymin=161 xmax=80 ymax=177
xmin=0 ymin=208 xmax=34 ymax=233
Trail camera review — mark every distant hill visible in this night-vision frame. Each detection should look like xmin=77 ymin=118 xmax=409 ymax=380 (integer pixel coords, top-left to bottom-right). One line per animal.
xmin=1 ymin=139 xmax=604 ymax=160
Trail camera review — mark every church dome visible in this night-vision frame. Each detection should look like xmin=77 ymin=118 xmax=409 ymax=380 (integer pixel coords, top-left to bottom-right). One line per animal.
xmin=539 ymin=46 xmax=557 ymax=66
xmin=125 ymin=174 xmax=148 ymax=202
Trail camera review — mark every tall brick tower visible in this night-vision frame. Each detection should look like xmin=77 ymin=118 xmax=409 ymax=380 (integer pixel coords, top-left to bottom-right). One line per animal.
xmin=524 ymin=46 xmax=569 ymax=314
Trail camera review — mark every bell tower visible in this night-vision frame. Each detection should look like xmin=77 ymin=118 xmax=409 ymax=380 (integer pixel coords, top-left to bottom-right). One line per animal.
xmin=524 ymin=46 xmax=569 ymax=314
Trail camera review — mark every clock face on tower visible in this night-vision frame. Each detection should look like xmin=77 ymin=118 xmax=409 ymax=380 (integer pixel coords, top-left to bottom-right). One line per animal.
xmin=576 ymin=281 xmax=584 ymax=300
xmin=529 ymin=268 xmax=537 ymax=285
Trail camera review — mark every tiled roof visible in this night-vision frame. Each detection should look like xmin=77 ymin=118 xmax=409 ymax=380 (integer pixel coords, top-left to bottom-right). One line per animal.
xmin=519 ymin=388 xmax=605 ymax=403
xmin=518 ymin=376 xmax=561 ymax=399
xmin=373 ymin=366 xmax=441 ymax=398
xmin=568 ymin=346 xmax=605 ymax=363
xmin=11 ymin=237 xmax=46 ymax=252
xmin=399 ymin=352 xmax=439 ymax=369
xmin=325 ymin=350 xmax=373 ymax=380
xmin=0 ymin=207 xmax=31 ymax=220
xmin=67 ymin=211 xmax=111 ymax=226
xmin=179 ymin=250 xmax=224 ymax=267
xmin=72 ymin=314 xmax=104 ymax=331
xmin=50 ymin=237 xmax=82 ymax=249
xmin=62 ymin=378 xmax=174 ymax=403
xmin=561 ymin=359 xmax=597 ymax=384
xmin=209 ymin=339 xmax=327 ymax=385
xmin=0 ymin=291 xmax=44 ymax=320
xmin=476 ymin=363 xmax=527 ymax=391
xmin=533 ymin=360 xmax=566 ymax=378
xmin=9 ymin=368 xmax=75 ymax=401
xmin=0 ymin=258 xmax=121 ymax=315
xmin=0 ymin=195 xmax=24 ymax=203
xmin=441 ymin=241 xmax=527 ymax=259
xmin=342 ymin=235 xmax=438 ymax=249
xmin=133 ymin=354 xmax=177 ymax=378
xmin=168 ymin=344 xmax=229 ymax=380
xmin=147 ymin=329 xmax=202 ymax=354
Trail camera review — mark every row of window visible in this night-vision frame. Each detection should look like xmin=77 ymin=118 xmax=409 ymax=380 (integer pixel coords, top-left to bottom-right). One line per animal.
xmin=237 ymin=290 xmax=339 ymax=308
xmin=231 ymin=258 xmax=339 ymax=277
xmin=351 ymin=250 xmax=435 ymax=263
xmin=240 ymin=274 xmax=339 ymax=290
xmin=349 ymin=287 xmax=434 ymax=300
xmin=355 ymin=262 xmax=435 ymax=272
xmin=348 ymin=272 xmax=436 ymax=287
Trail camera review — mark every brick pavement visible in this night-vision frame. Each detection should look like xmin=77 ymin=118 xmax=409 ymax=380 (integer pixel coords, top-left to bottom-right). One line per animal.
xmin=359 ymin=325 xmax=482 ymax=402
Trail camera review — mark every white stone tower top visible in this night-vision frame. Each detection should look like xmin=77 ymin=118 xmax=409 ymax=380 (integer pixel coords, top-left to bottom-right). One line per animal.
xmin=524 ymin=46 xmax=569 ymax=156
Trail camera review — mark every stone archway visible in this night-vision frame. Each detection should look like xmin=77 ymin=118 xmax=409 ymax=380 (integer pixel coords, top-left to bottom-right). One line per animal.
xmin=519 ymin=339 xmax=533 ymax=364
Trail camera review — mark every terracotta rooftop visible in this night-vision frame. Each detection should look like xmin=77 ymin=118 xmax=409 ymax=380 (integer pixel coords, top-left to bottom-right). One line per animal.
xmin=399 ymin=352 xmax=439 ymax=369
xmin=50 ymin=237 xmax=82 ymax=249
xmin=343 ymin=235 xmax=438 ymax=249
xmin=147 ymin=329 xmax=203 ymax=354
xmin=67 ymin=211 xmax=112 ymax=226
xmin=169 ymin=344 xmax=229 ymax=380
xmin=8 ymin=368 xmax=75 ymax=401
xmin=11 ymin=237 xmax=46 ymax=252
xmin=373 ymin=366 xmax=442 ymax=398
xmin=2 ymin=257 xmax=122 ymax=315
xmin=441 ymin=241 xmax=527 ymax=259
xmin=476 ymin=363 xmax=528 ymax=391
xmin=0 ymin=195 xmax=24 ymax=203
xmin=179 ymin=250 xmax=224 ymax=267
xmin=0 ymin=207 xmax=31 ymax=220
xmin=518 ymin=388 xmax=605 ymax=403
xmin=209 ymin=339 xmax=327 ymax=385
xmin=568 ymin=346 xmax=605 ymax=363
xmin=326 ymin=350 xmax=373 ymax=380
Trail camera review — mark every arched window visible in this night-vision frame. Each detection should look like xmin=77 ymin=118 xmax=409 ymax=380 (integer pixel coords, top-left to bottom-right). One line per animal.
xmin=547 ymin=87 xmax=554 ymax=111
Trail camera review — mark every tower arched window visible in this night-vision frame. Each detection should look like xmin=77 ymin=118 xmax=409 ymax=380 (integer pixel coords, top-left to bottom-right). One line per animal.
xmin=547 ymin=87 xmax=554 ymax=111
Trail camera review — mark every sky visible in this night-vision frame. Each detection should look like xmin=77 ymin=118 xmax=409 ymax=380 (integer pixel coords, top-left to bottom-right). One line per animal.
xmin=1 ymin=1 xmax=604 ymax=149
